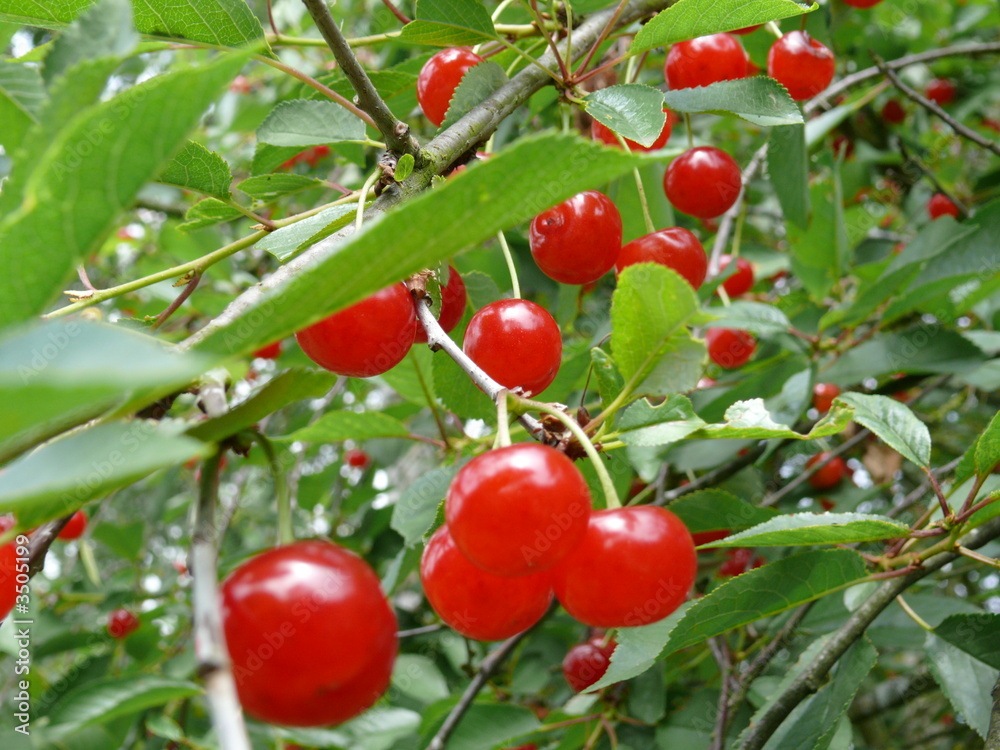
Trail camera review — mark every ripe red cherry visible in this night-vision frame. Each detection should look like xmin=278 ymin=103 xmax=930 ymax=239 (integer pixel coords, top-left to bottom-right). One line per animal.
xmin=107 ymin=608 xmax=140 ymax=639
xmin=296 ymin=283 xmax=416 ymax=378
xmin=925 ymin=78 xmax=956 ymax=106
xmin=417 ymin=47 xmax=485 ymax=126
xmin=463 ymin=299 xmax=562 ymax=397
xmin=591 ymin=109 xmax=674 ymax=151
xmin=0 ymin=516 xmax=17 ymax=622
xmin=927 ymin=193 xmax=960 ymax=220
xmin=691 ymin=528 xmax=730 ymax=549
xmin=446 ymin=444 xmax=591 ymax=577
xmin=706 ymin=328 xmax=756 ymax=369
xmin=665 ymin=33 xmax=748 ymax=90
xmin=222 ymin=540 xmax=397 ymax=726
xmin=806 ymin=452 xmax=848 ymax=490
xmin=731 ymin=25 xmax=762 ymax=35
xmin=767 ymin=31 xmax=836 ymax=101
xmin=562 ymin=636 xmax=617 ymax=692
xmin=615 ymin=227 xmax=708 ymax=289
xmin=664 ymin=147 xmax=742 ymax=220
xmin=881 ymin=99 xmax=906 ymax=125
xmin=415 ymin=266 xmax=467 ymax=344
xmin=551 ymin=506 xmax=696 ymax=628
xmin=819 ymin=497 xmax=836 ymax=511
xmin=252 ymin=341 xmax=282 ymax=359
xmin=344 ymin=448 xmax=370 ymax=469
xmin=529 ymin=191 xmax=623 ymax=285
xmin=842 ymin=0 xmax=884 ymax=7
xmin=718 ymin=548 xmax=765 ymax=577
xmin=420 ymin=526 xmax=552 ymax=641
xmin=812 ymin=383 xmax=841 ymax=412
xmin=58 ymin=510 xmax=87 ymax=540
xmin=717 ymin=255 xmax=754 ymax=297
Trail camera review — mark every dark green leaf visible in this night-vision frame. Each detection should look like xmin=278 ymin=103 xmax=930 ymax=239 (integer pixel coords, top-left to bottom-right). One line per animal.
xmin=279 ymin=410 xmax=410 ymax=443
xmin=787 ymin=181 xmax=844 ymax=301
xmin=974 ymin=410 xmax=1000 ymax=476
xmin=585 ymin=84 xmax=667 ymax=148
xmin=836 ymin=393 xmax=931 ymax=467
xmin=440 ymin=60 xmax=508 ymax=129
xmin=708 ymin=512 xmax=909 ymax=548
xmin=934 ymin=613 xmax=1000 ymax=670
xmin=400 ymin=0 xmax=496 ymax=46
xmin=432 ymin=348 xmax=495 ymax=422
xmin=768 ymin=124 xmax=810 ymax=228
xmin=158 ymin=140 xmax=232 ymax=200
xmin=668 ymin=489 xmax=779 ymax=533
xmin=926 ymin=634 xmax=994 ymax=738
xmin=444 ymin=703 xmax=540 ymax=750
xmin=662 ymin=77 xmax=804 ymax=127
xmin=257 ymin=100 xmax=368 ymax=147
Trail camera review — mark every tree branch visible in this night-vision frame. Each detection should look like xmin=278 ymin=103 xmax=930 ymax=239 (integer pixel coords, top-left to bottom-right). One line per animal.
xmin=152 ymin=272 xmax=202 ymax=330
xmin=27 ymin=515 xmax=73 ymax=577
xmin=654 ymin=443 xmax=767 ymax=506
xmin=987 ymin=672 xmax=1000 ymax=750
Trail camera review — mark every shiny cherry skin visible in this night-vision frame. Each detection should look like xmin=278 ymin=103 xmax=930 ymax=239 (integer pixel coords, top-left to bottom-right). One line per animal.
xmin=664 ymin=147 xmax=742 ymax=220
xmin=562 ymin=636 xmax=617 ymax=692
xmin=221 ymin=540 xmax=397 ymax=726
xmin=415 ymin=266 xmax=467 ymax=344
xmin=252 ymin=341 xmax=283 ymax=360
xmin=58 ymin=510 xmax=88 ymax=540
xmin=881 ymin=99 xmax=906 ymax=125
xmin=842 ymin=0 xmax=884 ymax=6
xmin=344 ymin=448 xmax=370 ymax=469
xmin=812 ymin=383 xmax=841 ymax=412
xmin=296 ymin=283 xmax=416 ymax=378
xmin=107 ymin=608 xmax=140 ymax=639
xmin=0 ymin=516 xmax=17 ymax=622
xmin=665 ymin=33 xmax=748 ymax=90
xmin=806 ymin=452 xmax=848 ymax=490
xmin=615 ymin=228 xmax=708 ymax=289
xmin=529 ymin=191 xmax=623 ymax=285
xmin=551 ymin=506 xmax=697 ymax=628
xmin=927 ymin=193 xmax=960 ymax=220
xmin=417 ymin=48 xmax=485 ymax=126
xmin=706 ymin=328 xmax=756 ymax=369
xmin=446 ymin=443 xmax=592 ymax=577
xmin=420 ymin=526 xmax=552 ymax=640
xmin=925 ymin=78 xmax=956 ymax=106
xmin=717 ymin=255 xmax=754 ymax=297
xmin=767 ymin=31 xmax=836 ymax=101
xmin=591 ymin=109 xmax=674 ymax=151
xmin=463 ymin=299 xmax=562 ymax=397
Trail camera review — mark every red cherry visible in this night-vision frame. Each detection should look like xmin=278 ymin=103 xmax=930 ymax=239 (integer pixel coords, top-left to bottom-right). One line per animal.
xmin=551 ymin=506 xmax=696 ymax=628
xmin=664 ymin=147 xmax=742 ymax=220
xmin=881 ymin=99 xmax=906 ymax=125
xmin=229 ymin=75 xmax=253 ymax=94
xmin=296 ymin=283 xmax=416 ymax=378
xmin=420 ymin=526 xmax=552 ymax=640
xmin=842 ymin=0 xmax=884 ymax=6
xmin=665 ymin=33 xmax=748 ymax=90
xmin=806 ymin=452 xmax=848 ymax=490
xmin=529 ymin=191 xmax=623 ymax=285
xmin=717 ymin=255 xmax=754 ymax=297
xmin=819 ymin=497 xmax=836 ymax=511
xmin=445 ymin=443 xmax=591 ymax=577
xmin=107 ymin=608 xmax=140 ymax=639
xmin=691 ymin=529 xmax=730 ymax=549
xmin=719 ymin=548 xmax=765 ymax=577
xmin=812 ymin=383 xmax=841 ymax=412
xmin=767 ymin=31 xmax=836 ymax=101
xmin=591 ymin=109 xmax=674 ymax=151
xmin=417 ymin=48 xmax=485 ymax=126
xmin=925 ymin=78 xmax=956 ymax=106
xmin=415 ymin=266 xmax=467 ymax=344
xmin=0 ymin=517 xmax=17 ymax=622
xmin=222 ymin=540 xmax=397 ymax=726
xmin=832 ymin=133 xmax=854 ymax=160
xmin=562 ymin=636 xmax=617 ymax=692
xmin=58 ymin=510 xmax=88 ymax=540
xmin=463 ymin=299 xmax=562 ymax=397
xmin=731 ymin=25 xmax=762 ymax=35
xmin=344 ymin=448 xmax=371 ymax=469
xmin=615 ymin=227 xmax=708 ymax=289
xmin=927 ymin=193 xmax=960 ymax=220
xmin=706 ymin=328 xmax=756 ymax=369
xmin=252 ymin=341 xmax=283 ymax=360
xmin=303 ymin=145 xmax=330 ymax=168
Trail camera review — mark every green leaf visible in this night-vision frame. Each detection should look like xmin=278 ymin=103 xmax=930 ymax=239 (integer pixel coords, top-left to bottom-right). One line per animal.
xmin=45 ymin=676 xmax=202 ymax=739
xmin=188 ymin=368 xmax=337 ymax=443
xmin=237 ymin=173 xmax=324 ymax=201
xmin=707 ymin=512 xmax=909 ymax=548
xmin=585 ymin=84 xmax=667 ymax=148
xmin=610 ymin=263 xmax=707 ymax=399
xmin=591 ymin=347 xmax=624 ymax=411
xmin=391 ymin=654 xmax=450 ymax=704
xmin=158 ymin=140 xmax=232 ymax=200
xmin=279 ymin=410 xmax=410 ymax=443
xmin=617 ymin=395 xmax=706 ymax=447
xmin=662 ymin=550 xmax=868 ymax=655
xmin=44 ymin=0 xmax=137 ymax=84
xmin=390 ymin=463 xmax=461 ymax=546
xmin=835 ymin=393 xmax=931 ymax=467
xmin=926 ymin=634 xmax=994 ymax=738
xmin=662 ymin=77 xmax=804 ymax=127
xmin=689 ymin=398 xmax=853 ymax=442
xmin=432 ymin=349 xmax=495 ymax=422
xmin=400 ymin=0 xmax=497 ymax=46
xmin=443 ymin=703 xmax=540 ymax=750
xmin=395 ymin=153 xmax=415 ymax=182
xmin=768 ymin=124 xmax=810 ymax=228
xmin=0 ymin=422 xmax=207 ymax=528
xmin=0 ymin=320 xmax=214 ymax=464
xmin=632 ymin=0 xmax=815 ymax=53
xmin=192 ymin=133 xmax=645 ymax=357
xmin=667 ymin=489 xmax=779 ymax=533
xmin=706 ymin=300 xmax=791 ymax=336
xmin=786 ymin=179 xmax=846 ymax=302
xmin=589 ymin=604 xmax=692 ymax=690
xmin=0 ymin=62 xmax=44 ymax=151
xmin=258 ymin=100 xmax=367 ymax=147
xmin=934 ymin=613 xmax=1000 ymax=670
xmin=255 ymin=204 xmax=358 ymax=262
xmin=440 ymin=60 xmax=508 ymax=129
xmin=0 ymin=51 xmax=249 ymax=328
xmin=974 ymin=411 xmax=1000 ymax=476
xmin=179 ymin=197 xmax=243 ymax=231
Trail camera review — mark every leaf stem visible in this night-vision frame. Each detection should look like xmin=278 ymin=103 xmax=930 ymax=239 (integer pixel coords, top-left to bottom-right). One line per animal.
xmin=356 ymin=170 xmax=381 ymax=231
xmin=631 ymin=166 xmax=656 ymax=234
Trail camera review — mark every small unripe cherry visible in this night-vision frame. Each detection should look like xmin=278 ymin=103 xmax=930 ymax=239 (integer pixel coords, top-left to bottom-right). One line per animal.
xmin=664 ymin=147 xmax=742 ymax=220
xmin=706 ymin=328 xmax=756 ymax=369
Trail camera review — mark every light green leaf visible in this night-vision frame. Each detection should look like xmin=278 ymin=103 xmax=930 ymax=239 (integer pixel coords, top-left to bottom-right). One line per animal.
xmin=632 ymin=0 xmax=815 ymax=53
xmin=391 ymin=654 xmax=450 ymax=704
xmin=787 ymin=182 xmax=843 ymax=301
xmin=279 ymin=410 xmax=409 ymax=443
xmin=44 ymin=0 xmax=137 ymax=84
xmin=662 ymin=77 xmax=804 ymax=127
xmin=0 ymin=62 xmax=44 ymax=151
xmin=617 ymin=395 xmax=706 ymax=447
xmin=395 ymin=153 xmax=415 ymax=182
xmin=255 ymin=204 xmax=358 ymax=262
xmin=400 ymin=0 xmax=496 ymax=46
xmin=158 ymin=140 xmax=232 ymax=200
xmin=835 ymin=393 xmax=931 ymax=467
xmin=237 ymin=173 xmax=324 ymax=201
xmin=610 ymin=264 xmax=707 ymax=399
xmin=591 ymin=347 xmax=624 ymax=411
xmin=585 ymin=84 xmax=667 ymax=148
xmin=390 ymin=463 xmax=462 ymax=546
xmin=689 ymin=398 xmax=852 ymax=441
xmin=768 ymin=124 xmax=810 ymax=228
xmin=707 ymin=512 xmax=909 ymax=548
xmin=927 ymin=634 xmax=994 ymax=738
xmin=258 ymin=100 xmax=367 ymax=147
xmin=667 ymin=489 xmax=779 ymax=533
xmin=707 ymin=300 xmax=791 ymax=336
xmin=179 ymin=197 xmax=243 ymax=231
xmin=934 ymin=613 xmax=1000 ymax=670
xmin=974 ymin=411 xmax=1000 ymax=476
xmin=588 ymin=604 xmax=691 ymax=690
xmin=440 ymin=60 xmax=507 ymax=129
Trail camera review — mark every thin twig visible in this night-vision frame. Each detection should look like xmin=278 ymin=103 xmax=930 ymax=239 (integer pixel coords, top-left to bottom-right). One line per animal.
xmin=27 ymin=516 xmax=74 ymax=577
xmin=709 ymin=637 xmax=733 ymax=750
xmin=152 ymin=272 xmax=202 ymax=330
xmin=655 ymin=443 xmax=767 ymax=506
xmin=398 ymin=624 xmax=445 ymax=638
xmin=255 ymin=54 xmax=376 ymax=129
xmin=380 ymin=0 xmax=411 ymax=24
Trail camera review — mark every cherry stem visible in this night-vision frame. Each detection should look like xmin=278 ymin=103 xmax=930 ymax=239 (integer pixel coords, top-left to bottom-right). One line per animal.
xmin=253 ymin=430 xmax=293 ymax=546
xmin=494 ymin=390 xmax=513 ymax=449
xmin=895 ymin=594 xmax=933 ymax=631
xmin=956 ymin=546 xmax=1000 ymax=570
xmin=684 ymin=113 xmax=694 ymax=149
xmin=496 ymin=230 xmax=522 ymax=298
xmin=356 ymin=170 xmax=381 ymax=231
xmin=630 ymin=165 xmax=656 ymax=234
xmin=516 ymin=396 xmax=621 ymax=509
